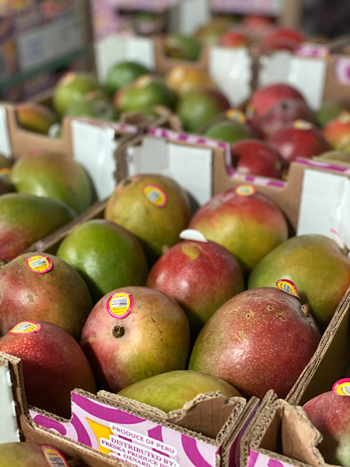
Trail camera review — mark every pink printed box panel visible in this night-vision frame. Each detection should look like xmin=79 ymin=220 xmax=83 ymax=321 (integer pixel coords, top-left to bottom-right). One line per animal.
xmin=30 ymin=392 xmax=220 ymax=467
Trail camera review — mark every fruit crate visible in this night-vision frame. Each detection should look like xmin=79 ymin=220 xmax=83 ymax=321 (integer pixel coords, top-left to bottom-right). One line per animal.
xmin=0 ymin=351 xmax=260 ymax=467
xmin=210 ymin=0 xmax=302 ymax=29
xmin=110 ymin=128 xmax=350 ymax=232
xmin=0 ymin=102 xmax=140 ymax=202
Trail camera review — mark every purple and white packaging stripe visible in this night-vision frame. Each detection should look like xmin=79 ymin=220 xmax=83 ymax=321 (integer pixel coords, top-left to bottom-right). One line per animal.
xmin=248 ymin=451 xmax=295 ymax=467
xmin=149 ymin=127 xmax=350 ymax=189
xmin=30 ymin=392 xmax=220 ymax=467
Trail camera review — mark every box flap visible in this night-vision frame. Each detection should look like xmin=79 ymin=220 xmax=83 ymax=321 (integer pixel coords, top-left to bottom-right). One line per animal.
xmin=0 ymin=357 xmax=20 ymax=443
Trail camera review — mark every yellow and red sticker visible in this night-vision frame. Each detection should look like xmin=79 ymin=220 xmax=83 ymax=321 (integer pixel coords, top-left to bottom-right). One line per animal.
xmin=42 ymin=446 xmax=69 ymax=466
xmin=235 ymin=185 xmax=256 ymax=197
xmin=293 ymin=120 xmax=313 ymax=130
xmin=276 ymin=279 xmax=299 ymax=298
xmin=9 ymin=321 xmax=41 ymax=334
xmin=338 ymin=111 xmax=350 ymax=124
xmin=0 ymin=167 xmax=11 ymax=176
xmin=143 ymin=184 xmax=167 ymax=207
xmin=226 ymin=108 xmax=246 ymax=124
xmin=25 ymin=255 xmax=53 ymax=274
xmin=107 ymin=292 xmax=133 ymax=319
xmin=333 ymin=379 xmax=350 ymax=396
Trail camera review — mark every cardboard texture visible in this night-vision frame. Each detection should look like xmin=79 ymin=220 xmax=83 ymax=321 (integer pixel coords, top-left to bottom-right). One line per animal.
xmin=0 ymin=351 xmax=259 ymax=467
xmin=247 ymin=398 xmax=325 ymax=467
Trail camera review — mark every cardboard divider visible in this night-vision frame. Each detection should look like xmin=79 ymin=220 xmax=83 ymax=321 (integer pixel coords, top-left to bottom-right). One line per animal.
xmin=113 ymin=129 xmax=350 ymax=232
xmin=0 ymin=351 xmax=259 ymax=467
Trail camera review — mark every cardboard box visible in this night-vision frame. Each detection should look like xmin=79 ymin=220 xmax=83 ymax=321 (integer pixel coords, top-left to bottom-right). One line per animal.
xmin=0 ymin=102 xmax=139 ymax=201
xmin=210 ymin=0 xmax=302 ymax=29
xmin=112 ymin=127 xmax=350 ymax=233
xmin=0 ymin=351 xmax=260 ymax=467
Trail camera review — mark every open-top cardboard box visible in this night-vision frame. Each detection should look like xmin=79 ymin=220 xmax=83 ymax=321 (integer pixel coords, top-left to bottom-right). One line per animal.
xmin=0 ymin=351 xmax=260 ymax=467
xmin=111 ymin=127 xmax=350 ymax=233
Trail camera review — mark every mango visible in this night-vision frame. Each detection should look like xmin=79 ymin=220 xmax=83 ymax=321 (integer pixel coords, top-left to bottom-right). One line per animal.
xmin=0 ymin=193 xmax=75 ymax=261
xmin=16 ymin=103 xmax=59 ymax=135
xmin=11 ymin=152 xmax=93 ymax=214
xmin=249 ymin=234 xmax=350 ymax=331
xmin=118 ymin=370 xmax=240 ymax=412
xmin=57 ymin=219 xmax=148 ymax=304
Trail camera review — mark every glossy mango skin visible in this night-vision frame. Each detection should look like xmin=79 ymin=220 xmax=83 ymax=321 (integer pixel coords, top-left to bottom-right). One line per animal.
xmin=57 ymin=219 xmax=148 ymax=304
xmin=105 ymin=174 xmax=191 ymax=266
xmin=118 ymin=370 xmax=240 ymax=413
xmin=0 ymin=253 xmax=92 ymax=339
xmin=11 ymin=152 xmax=92 ymax=215
xmin=16 ymin=103 xmax=58 ymax=135
xmin=189 ymin=287 xmax=320 ymax=399
xmin=80 ymin=286 xmax=191 ymax=392
xmin=249 ymin=234 xmax=350 ymax=332
xmin=188 ymin=189 xmax=288 ymax=274
xmin=147 ymin=239 xmax=244 ymax=338
xmin=53 ymin=72 xmax=104 ymax=117
xmin=303 ymin=391 xmax=350 ymax=467
xmin=0 ymin=193 xmax=75 ymax=262
xmin=0 ymin=442 xmax=62 ymax=467
xmin=0 ymin=321 xmax=96 ymax=418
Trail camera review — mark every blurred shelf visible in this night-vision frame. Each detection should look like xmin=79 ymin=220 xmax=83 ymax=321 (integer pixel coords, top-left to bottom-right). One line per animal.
xmin=0 ymin=45 xmax=93 ymax=91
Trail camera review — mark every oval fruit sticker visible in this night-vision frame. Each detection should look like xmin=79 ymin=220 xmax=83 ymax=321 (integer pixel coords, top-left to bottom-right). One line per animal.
xmin=42 ymin=446 xmax=69 ymax=467
xmin=235 ymin=185 xmax=256 ymax=197
xmin=26 ymin=255 xmax=53 ymax=274
xmin=293 ymin=120 xmax=313 ymax=130
xmin=143 ymin=184 xmax=167 ymax=207
xmin=333 ymin=379 xmax=350 ymax=396
xmin=107 ymin=292 xmax=133 ymax=319
xmin=9 ymin=321 xmax=41 ymax=334
xmin=338 ymin=111 xmax=350 ymax=124
xmin=276 ymin=279 xmax=299 ymax=298
xmin=226 ymin=108 xmax=246 ymax=124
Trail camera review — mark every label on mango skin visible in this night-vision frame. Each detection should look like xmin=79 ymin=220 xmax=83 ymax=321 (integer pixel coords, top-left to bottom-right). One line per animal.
xmin=143 ymin=184 xmax=167 ymax=207
xmin=226 ymin=108 xmax=247 ymax=124
xmin=42 ymin=446 xmax=69 ymax=466
xmin=276 ymin=279 xmax=299 ymax=298
xmin=235 ymin=185 xmax=256 ymax=197
xmin=337 ymin=111 xmax=350 ymax=124
xmin=107 ymin=292 xmax=133 ymax=319
xmin=26 ymin=255 xmax=53 ymax=274
xmin=293 ymin=120 xmax=313 ymax=130
xmin=333 ymin=379 xmax=350 ymax=396
xmin=0 ymin=167 xmax=10 ymax=176
xmin=9 ymin=321 xmax=41 ymax=334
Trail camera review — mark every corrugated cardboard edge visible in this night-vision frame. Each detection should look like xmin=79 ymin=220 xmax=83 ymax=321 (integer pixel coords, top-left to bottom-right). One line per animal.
xmin=239 ymin=390 xmax=277 ymax=467
xmin=249 ymin=398 xmax=326 ymax=467
xmin=98 ymin=389 xmax=246 ymax=448
xmin=287 ymin=286 xmax=350 ymax=405
xmin=0 ymin=350 xmax=248 ymax=467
